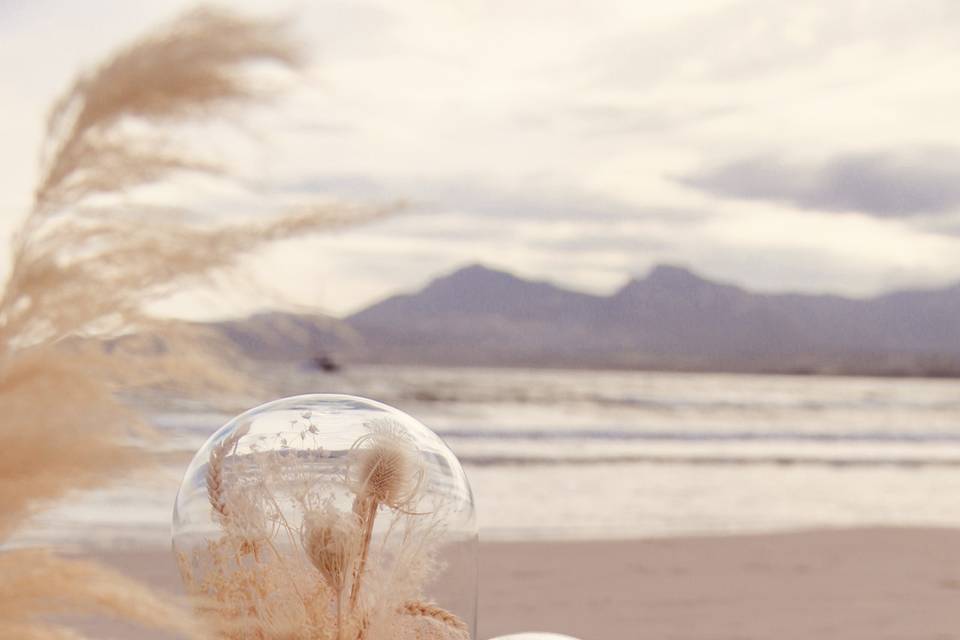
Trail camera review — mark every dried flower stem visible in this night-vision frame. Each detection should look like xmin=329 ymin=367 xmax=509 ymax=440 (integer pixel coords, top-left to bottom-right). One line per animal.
xmin=346 ymin=421 xmax=425 ymax=619
xmin=336 ymin=590 xmax=344 ymax=640
xmin=349 ymin=495 xmax=379 ymax=613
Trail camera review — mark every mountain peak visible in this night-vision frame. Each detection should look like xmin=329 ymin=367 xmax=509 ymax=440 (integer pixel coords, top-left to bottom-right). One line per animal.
xmin=645 ymin=264 xmax=704 ymax=286
xmin=443 ymin=263 xmax=514 ymax=280
xmin=350 ymin=262 xmax=599 ymax=325
xmin=616 ymin=264 xmax=712 ymax=297
xmin=425 ymin=263 xmax=522 ymax=292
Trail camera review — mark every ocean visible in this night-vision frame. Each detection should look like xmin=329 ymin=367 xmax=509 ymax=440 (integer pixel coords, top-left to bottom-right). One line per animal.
xmin=13 ymin=365 xmax=960 ymax=547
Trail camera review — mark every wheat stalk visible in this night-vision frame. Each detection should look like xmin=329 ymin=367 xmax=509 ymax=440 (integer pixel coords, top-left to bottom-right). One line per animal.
xmin=400 ymin=600 xmax=469 ymax=634
xmin=206 ymin=425 xmax=249 ymax=519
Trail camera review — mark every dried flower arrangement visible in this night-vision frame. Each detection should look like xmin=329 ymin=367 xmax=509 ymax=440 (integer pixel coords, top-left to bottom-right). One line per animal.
xmin=175 ymin=405 xmax=475 ymax=640
xmin=0 ymin=6 xmax=386 ymax=639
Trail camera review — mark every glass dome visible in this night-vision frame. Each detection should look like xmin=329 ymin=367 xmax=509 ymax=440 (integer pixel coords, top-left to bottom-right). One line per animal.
xmin=172 ymin=394 xmax=477 ymax=639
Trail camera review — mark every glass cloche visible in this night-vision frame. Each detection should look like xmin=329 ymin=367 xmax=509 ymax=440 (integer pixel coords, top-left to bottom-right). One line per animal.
xmin=172 ymin=394 xmax=477 ymax=639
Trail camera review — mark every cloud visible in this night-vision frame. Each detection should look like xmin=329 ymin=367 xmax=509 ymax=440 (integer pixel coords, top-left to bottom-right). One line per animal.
xmin=559 ymin=103 xmax=742 ymax=137
xmin=592 ymin=1 xmax=960 ymax=89
xmin=680 ymin=148 xmax=960 ymax=217
xmin=8 ymin=0 xmax=960 ymax=319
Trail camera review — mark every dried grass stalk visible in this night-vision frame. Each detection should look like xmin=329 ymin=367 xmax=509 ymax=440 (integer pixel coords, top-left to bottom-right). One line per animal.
xmin=0 ymin=352 xmax=138 ymax=541
xmin=0 ymin=5 xmax=390 ymax=353
xmin=207 ymin=424 xmax=251 ymax=520
xmin=0 ymin=5 xmax=388 ymax=639
xmin=0 ymin=549 xmax=200 ymax=638
xmin=33 ymin=7 xmax=298 ymax=214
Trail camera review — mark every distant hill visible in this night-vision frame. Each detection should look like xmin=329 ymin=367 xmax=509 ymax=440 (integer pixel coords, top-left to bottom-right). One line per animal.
xmin=211 ymin=311 xmax=361 ymax=363
xmin=345 ymin=264 xmax=960 ymax=376
xmin=67 ymin=312 xmax=361 ymax=391
xmin=81 ymin=265 xmax=960 ymax=378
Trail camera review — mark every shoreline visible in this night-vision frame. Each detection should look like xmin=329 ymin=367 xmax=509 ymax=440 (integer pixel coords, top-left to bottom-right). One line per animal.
xmin=68 ymin=526 xmax=960 ymax=639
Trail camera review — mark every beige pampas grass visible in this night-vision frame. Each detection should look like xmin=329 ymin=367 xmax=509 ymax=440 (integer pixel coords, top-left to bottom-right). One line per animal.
xmin=0 ymin=352 xmax=138 ymax=541
xmin=32 ymin=8 xmax=298 ymax=215
xmin=0 ymin=6 xmax=388 ymax=353
xmin=0 ymin=549 xmax=199 ymax=639
xmin=0 ymin=5 xmax=387 ymax=639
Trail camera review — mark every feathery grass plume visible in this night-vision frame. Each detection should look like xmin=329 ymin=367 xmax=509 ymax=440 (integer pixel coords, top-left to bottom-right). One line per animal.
xmin=0 ymin=5 xmax=390 ymax=353
xmin=32 ymin=7 xmax=299 ymax=215
xmin=0 ymin=5 xmax=389 ymax=639
xmin=0 ymin=352 xmax=139 ymax=541
xmin=0 ymin=549 xmax=200 ymax=639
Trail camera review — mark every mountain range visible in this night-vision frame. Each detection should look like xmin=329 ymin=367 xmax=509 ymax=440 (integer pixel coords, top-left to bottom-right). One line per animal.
xmin=96 ymin=264 xmax=960 ymax=378
xmin=343 ymin=264 xmax=960 ymax=375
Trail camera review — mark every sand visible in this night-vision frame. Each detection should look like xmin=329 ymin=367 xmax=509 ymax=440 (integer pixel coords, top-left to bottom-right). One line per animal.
xmin=76 ymin=527 xmax=960 ymax=640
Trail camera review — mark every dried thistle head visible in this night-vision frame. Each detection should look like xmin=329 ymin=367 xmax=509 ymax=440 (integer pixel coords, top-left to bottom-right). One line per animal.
xmin=303 ymin=504 xmax=361 ymax=593
xmin=348 ymin=419 xmax=424 ymax=511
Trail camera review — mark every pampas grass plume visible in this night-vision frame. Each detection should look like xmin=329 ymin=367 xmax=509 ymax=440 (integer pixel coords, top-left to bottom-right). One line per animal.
xmin=0 ymin=5 xmax=388 ymax=639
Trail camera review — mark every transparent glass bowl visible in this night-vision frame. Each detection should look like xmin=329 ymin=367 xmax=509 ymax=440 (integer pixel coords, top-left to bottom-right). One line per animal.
xmin=172 ymin=394 xmax=477 ymax=639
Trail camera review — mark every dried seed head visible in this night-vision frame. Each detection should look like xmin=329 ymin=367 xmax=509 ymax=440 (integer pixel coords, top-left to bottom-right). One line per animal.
xmin=398 ymin=600 xmax=470 ymax=640
xmin=206 ymin=424 xmax=250 ymax=520
xmin=347 ymin=420 xmax=424 ymax=511
xmin=303 ymin=505 xmax=361 ymax=592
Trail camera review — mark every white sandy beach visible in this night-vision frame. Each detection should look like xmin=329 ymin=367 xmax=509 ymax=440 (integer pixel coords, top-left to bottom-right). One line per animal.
xmin=71 ymin=527 xmax=960 ymax=640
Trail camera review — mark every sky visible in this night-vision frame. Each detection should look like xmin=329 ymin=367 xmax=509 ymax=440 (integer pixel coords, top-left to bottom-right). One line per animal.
xmin=2 ymin=0 xmax=960 ymax=317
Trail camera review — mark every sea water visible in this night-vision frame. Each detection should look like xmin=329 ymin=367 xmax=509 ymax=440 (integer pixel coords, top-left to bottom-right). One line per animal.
xmin=12 ymin=366 xmax=960 ymax=547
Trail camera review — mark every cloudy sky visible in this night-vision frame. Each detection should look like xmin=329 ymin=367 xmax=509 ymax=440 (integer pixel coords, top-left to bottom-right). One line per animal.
xmin=2 ymin=0 xmax=960 ymax=316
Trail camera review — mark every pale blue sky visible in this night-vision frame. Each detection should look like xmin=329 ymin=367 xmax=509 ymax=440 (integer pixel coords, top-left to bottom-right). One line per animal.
xmin=2 ymin=0 xmax=960 ymax=316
